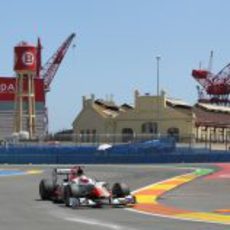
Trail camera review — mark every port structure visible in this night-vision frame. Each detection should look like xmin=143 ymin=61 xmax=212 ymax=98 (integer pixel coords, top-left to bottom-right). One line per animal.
xmin=13 ymin=33 xmax=75 ymax=139
xmin=192 ymin=51 xmax=230 ymax=105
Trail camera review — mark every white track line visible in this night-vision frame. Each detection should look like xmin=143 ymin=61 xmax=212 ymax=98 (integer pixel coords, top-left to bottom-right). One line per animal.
xmin=50 ymin=209 xmax=137 ymax=230
xmin=65 ymin=217 xmax=124 ymax=230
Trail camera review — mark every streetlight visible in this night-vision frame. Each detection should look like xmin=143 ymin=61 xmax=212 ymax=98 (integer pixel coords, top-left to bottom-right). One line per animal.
xmin=155 ymin=56 xmax=161 ymax=137
xmin=156 ymin=56 xmax=161 ymax=96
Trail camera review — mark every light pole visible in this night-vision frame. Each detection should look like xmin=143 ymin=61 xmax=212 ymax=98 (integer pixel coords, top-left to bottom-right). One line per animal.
xmin=156 ymin=56 xmax=161 ymax=96
xmin=156 ymin=56 xmax=161 ymax=136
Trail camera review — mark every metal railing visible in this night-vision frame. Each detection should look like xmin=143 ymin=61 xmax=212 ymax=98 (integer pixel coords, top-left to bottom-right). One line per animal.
xmin=1 ymin=132 xmax=230 ymax=152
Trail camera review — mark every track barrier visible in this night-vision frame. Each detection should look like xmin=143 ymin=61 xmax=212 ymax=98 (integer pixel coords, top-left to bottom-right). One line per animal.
xmin=0 ymin=138 xmax=230 ymax=164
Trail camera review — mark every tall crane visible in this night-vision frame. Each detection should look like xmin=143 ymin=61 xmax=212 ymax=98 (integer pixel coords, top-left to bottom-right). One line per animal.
xmin=39 ymin=33 xmax=76 ymax=92
xmin=192 ymin=52 xmax=230 ymax=105
xmin=37 ymin=33 xmax=76 ymax=134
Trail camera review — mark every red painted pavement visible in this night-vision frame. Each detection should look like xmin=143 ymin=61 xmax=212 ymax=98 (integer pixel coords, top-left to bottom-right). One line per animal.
xmin=205 ymin=163 xmax=230 ymax=180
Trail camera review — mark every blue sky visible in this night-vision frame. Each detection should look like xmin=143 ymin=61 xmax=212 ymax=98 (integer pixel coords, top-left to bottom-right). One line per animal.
xmin=0 ymin=0 xmax=230 ymax=132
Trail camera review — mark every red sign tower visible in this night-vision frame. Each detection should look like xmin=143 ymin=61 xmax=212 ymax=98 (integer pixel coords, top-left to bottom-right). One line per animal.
xmin=14 ymin=42 xmax=39 ymax=139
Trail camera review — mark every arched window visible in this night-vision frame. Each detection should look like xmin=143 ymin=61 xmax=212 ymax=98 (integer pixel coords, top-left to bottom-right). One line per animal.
xmin=141 ymin=122 xmax=158 ymax=134
xmin=167 ymin=127 xmax=179 ymax=141
xmin=80 ymin=130 xmax=85 ymax=142
xmin=86 ymin=129 xmax=90 ymax=142
xmin=122 ymin=128 xmax=134 ymax=142
xmin=92 ymin=129 xmax=97 ymax=143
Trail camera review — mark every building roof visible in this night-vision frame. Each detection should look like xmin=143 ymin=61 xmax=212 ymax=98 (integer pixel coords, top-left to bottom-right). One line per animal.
xmin=193 ymin=104 xmax=230 ymax=127
xmin=197 ymin=103 xmax=230 ymax=113
xmin=90 ymin=99 xmax=134 ymax=118
xmin=120 ymin=103 xmax=133 ymax=110
xmin=80 ymin=93 xmax=230 ymax=129
xmin=93 ymin=100 xmax=120 ymax=118
xmin=94 ymin=99 xmax=119 ymax=111
xmin=166 ymin=98 xmax=192 ymax=109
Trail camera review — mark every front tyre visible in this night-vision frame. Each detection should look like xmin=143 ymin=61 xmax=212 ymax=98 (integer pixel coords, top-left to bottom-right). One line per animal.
xmin=112 ymin=183 xmax=130 ymax=198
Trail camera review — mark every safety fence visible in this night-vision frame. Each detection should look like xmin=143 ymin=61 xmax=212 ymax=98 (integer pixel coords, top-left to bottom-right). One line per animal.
xmin=4 ymin=133 xmax=230 ymax=152
xmin=0 ymin=137 xmax=230 ymax=164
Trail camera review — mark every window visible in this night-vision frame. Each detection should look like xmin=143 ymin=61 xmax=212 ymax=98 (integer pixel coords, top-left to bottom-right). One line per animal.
xmin=167 ymin=127 xmax=179 ymax=141
xmin=80 ymin=129 xmax=97 ymax=143
xmin=122 ymin=128 xmax=134 ymax=143
xmin=92 ymin=129 xmax=97 ymax=143
xmin=141 ymin=122 xmax=158 ymax=134
xmin=80 ymin=130 xmax=85 ymax=142
xmin=86 ymin=129 xmax=90 ymax=142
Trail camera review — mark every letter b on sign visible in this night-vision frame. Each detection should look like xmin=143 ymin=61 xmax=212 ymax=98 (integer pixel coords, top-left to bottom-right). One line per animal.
xmin=22 ymin=52 xmax=35 ymax=66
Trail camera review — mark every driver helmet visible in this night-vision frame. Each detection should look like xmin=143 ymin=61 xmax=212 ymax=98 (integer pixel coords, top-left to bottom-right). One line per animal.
xmin=77 ymin=166 xmax=84 ymax=176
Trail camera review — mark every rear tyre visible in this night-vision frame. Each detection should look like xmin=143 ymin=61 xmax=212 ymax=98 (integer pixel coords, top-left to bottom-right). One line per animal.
xmin=64 ymin=185 xmax=72 ymax=207
xmin=112 ymin=183 xmax=130 ymax=197
xmin=39 ymin=179 xmax=55 ymax=200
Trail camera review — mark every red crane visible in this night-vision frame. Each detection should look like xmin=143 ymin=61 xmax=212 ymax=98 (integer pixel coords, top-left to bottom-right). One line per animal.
xmin=38 ymin=33 xmax=76 ymax=92
xmin=36 ymin=33 xmax=76 ymax=134
xmin=192 ymin=51 xmax=230 ymax=105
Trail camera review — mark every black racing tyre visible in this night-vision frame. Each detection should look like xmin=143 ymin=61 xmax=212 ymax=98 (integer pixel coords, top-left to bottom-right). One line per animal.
xmin=112 ymin=182 xmax=130 ymax=197
xmin=131 ymin=195 xmax=137 ymax=204
xmin=64 ymin=185 xmax=72 ymax=207
xmin=39 ymin=179 xmax=55 ymax=200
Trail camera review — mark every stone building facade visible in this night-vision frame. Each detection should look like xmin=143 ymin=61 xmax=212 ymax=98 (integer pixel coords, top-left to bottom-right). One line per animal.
xmin=72 ymin=91 xmax=196 ymax=143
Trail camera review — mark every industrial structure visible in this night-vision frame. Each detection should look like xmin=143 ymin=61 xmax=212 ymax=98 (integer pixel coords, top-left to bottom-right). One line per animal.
xmin=192 ymin=51 xmax=230 ymax=105
xmin=14 ymin=42 xmax=40 ymax=139
xmin=0 ymin=33 xmax=75 ymax=139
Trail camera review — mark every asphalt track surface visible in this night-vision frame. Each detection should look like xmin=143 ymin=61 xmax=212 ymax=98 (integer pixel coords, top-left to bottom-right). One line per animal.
xmin=0 ymin=164 xmax=229 ymax=230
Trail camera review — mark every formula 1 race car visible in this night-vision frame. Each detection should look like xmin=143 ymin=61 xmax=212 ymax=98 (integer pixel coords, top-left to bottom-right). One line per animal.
xmin=39 ymin=166 xmax=136 ymax=208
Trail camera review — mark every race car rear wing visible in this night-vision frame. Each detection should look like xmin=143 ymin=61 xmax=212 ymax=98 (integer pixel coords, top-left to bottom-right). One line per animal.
xmin=53 ymin=166 xmax=84 ymax=176
xmin=54 ymin=168 xmax=72 ymax=175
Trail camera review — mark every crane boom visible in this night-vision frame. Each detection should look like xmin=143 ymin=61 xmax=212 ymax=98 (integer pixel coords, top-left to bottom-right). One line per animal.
xmin=42 ymin=33 xmax=76 ymax=91
xmin=192 ymin=52 xmax=230 ymax=105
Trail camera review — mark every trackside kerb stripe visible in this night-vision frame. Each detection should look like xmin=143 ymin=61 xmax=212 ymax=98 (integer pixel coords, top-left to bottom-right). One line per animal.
xmin=0 ymin=170 xmax=27 ymax=176
xmin=130 ymin=167 xmax=230 ymax=225
xmin=0 ymin=169 xmax=43 ymax=177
